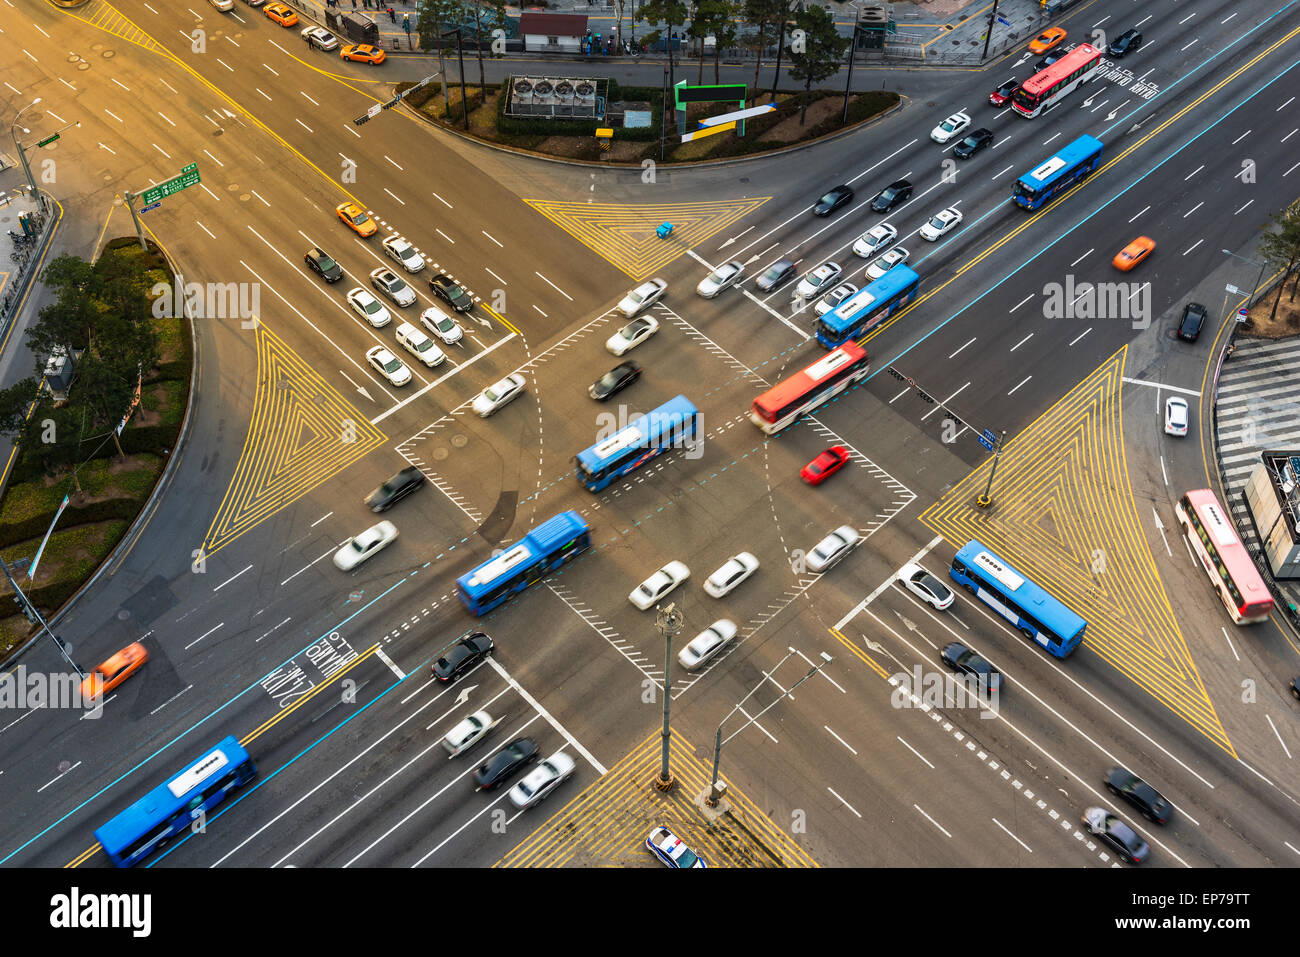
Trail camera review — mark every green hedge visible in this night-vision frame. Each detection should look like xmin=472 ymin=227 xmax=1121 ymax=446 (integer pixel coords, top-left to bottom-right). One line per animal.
xmin=0 ymin=497 xmax=140 ymax=549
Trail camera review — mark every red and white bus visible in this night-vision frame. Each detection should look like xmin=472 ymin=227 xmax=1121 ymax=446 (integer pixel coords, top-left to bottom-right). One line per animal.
xmin=749 ymin=343 xmax=869 ymax=434
xmin=1012 ymin=43 xmax=1103 ymax=118
xmin=1175 ymin=489 xmax=1274 ymax=624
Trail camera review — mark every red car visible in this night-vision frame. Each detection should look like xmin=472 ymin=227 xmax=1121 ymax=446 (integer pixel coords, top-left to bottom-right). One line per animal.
xmin=801 ymin=446 xmax=851 ymax=485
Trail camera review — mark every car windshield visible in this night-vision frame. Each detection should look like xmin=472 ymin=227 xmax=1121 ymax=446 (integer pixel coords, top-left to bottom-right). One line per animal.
xmin=443 ymin=283 xmax=466 ymax=300
xmin=623 ymin=320 xmax=648 ymax=336
xmin=961 ymin=136 xmax=978 ymax=147
xmin=350 ymin=212 xmax=367 ymax=225
xmin=436 ymin=316 xmax=455 ymax=330
xmin=929 ymin=216 xmax=946 ymax=229
xmin=819 ymin=192 xmax=837 ymax=204
xmin=383 ymin=357 xmax=402 ymax=372
xmin=318 ymin=254 xmax=337 ymax=269
xmin=709 ymin=268 xmax=731 ymax=283
xmin=484 ymin=386 xmax=503 ymax=401
xmin=627 ymin=289 xmax=646 ymax=303
xmin=675 ymin=847 xmax=699 ymax=868
xmin=941 ymin=118 xmax=958 ymax=131
xmin=362 ymin=299 xmax=381 ymax=312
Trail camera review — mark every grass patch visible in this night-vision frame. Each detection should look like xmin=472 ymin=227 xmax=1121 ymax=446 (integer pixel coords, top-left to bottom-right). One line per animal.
xmin=1 ymin=520 xmax=128 ymax=590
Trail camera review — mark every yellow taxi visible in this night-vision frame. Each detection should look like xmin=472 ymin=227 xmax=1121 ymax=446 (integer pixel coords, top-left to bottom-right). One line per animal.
xmin=1112 ymin=236 xmax=1155 ymax=272
xmin=265 ymin=3 xmax=299 ymax=27
xmin=80 ymin=642 xmax=149 ymax=703
xmin=336 ymin=201 xmax=377 ymax=237
xmin=1028 ymin=27 xmax=1066 ymax=54
xmin=341 ymin=44 xmax=387 ymax=65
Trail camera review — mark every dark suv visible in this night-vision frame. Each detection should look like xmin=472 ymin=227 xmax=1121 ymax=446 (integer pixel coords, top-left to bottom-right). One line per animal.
xmin=432 ymin=633 xmax=494 ymax=683
xmin=1108 ymin=29 xmax=1143 ymax=58
xmin=304 ymin=247 xmax=343 ymax=283
xmin=1177 ymin=302 xmax=1207 ymax=341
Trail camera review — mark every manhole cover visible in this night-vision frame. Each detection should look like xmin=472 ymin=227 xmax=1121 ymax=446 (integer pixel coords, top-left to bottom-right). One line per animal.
xmin=101 ymin=50 xmax=115 ymax=59
xmin=59 ymin=760 xmax=71 ymax=773
xmin=78 ymin=62 xmax=90 ymax=70
xmin=349 ymin=591 xmax=362 ymax=601
xmin=432 ymin=447 xmax=449 ymax=461
xmin=450 ymin=434 xmax=468 ymax=448
xmin=228 ymin=183 xmax=240 ymax=192
xmin=276 ymin=379 xmax=291 ymax=390
xmin=117 ymin=609 xmax=131 ymax=620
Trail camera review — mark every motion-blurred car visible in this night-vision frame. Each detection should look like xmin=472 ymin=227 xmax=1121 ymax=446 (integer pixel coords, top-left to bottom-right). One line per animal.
xmin=346 ymin=287 xmax=392 ymax=328
xmin=472 ymin=373 xmax=526 ymax=417
xmin=80 ymin=642 xmax=149 ymax=702
xmin=806 ymin=525 xmax=860 ymax=572
xmin=618 ymin=278 xmax=667 ymax=318
xmin=366 ymin=345 xmax=411 ymax=387
xmin=801 ymin=445 xmax=851 ymax=485
xmin=677 ymin=619 xmax=737 ymax=670
xmin=589 ymin=361 xmax=642 ymax=400
xmin=629 ymin=560 xmax=690 ymax=610
xmin=1112 ymin=236 xmax=1155 ymax=271
xmin=341 ymin=44 xmax=386 ymax=65
xmin=442 ymin=710 xmax=495 ymax=757
xmin=1083 ymin=807 xmax=1149 ymax=864
xmin=336 ymin=201 xmax=377 ymax=237
xmin=428 ymin=273 xmax=473 ymax=312
xmin=754 ymin=257 xmax=796 ymax=292
xmin=381 ymin=235 xmax=426 ymax=273
xmin=365 ymin=465 xmax=425 ymax=512
xmin=605 ymin=315 xmax=660 ymax=356
xmin=431 ymin=632 xmax=494 ymax=683
xmin=696 ymin=260 xmax=744 ymax=298
xmin=703 ymin=552 xmax=759 ymax=598
xmin=304 ymin=247 xmax=342 ymax=283
xmin=1028 ymin=27 xmax=1066 ymax=54
xmin=333 ymin=520 xmax=398 ymax=570
xmin=646 ymin=826 xmax=706 ymax=868
xmin=1105 ymin=767 xmax=1174 ymax=824
xmin=813 ymin=185 xmax=854 ymax=216
xmin=1163 ymin=396 xmax=1188 ymax=437
xmin=853 ymin=224 xmax=897 ymax=258
xmin=474 ymin=738 xmax=539 ymax=790
xmin=508 ymin=750 xmax=575 ymax=809
xmin=898 ymin=563 xmax=954 ymax=610
xmin=930 ymin=111 xmax=971 ymax=144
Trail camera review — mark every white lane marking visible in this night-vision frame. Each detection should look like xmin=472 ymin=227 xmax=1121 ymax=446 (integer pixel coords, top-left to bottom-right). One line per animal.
xmin=213 ymin=565 xmax=253 ymax=591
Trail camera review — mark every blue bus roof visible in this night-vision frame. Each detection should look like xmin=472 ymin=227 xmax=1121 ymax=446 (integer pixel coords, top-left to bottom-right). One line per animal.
xmin=94 ymin=736 xmax=248 ymax=857
xmin=955 ymin=540 xmax=1086 ymax=639
xmin=574 ymin=395 xmax=698 ymax=473
xmin=458 ymin=511 xmax=590 ymax=594
xmin=1017 ymin=135 xmax=1103 ymax=191
xmin=823 ymin=266 xmax=920 ymax=333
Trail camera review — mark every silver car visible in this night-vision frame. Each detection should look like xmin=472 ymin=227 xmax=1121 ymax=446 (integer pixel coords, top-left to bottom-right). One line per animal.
xmin=370 ymin=267 xmax=417 ymax=307
xmin=472 ymin=373 xmax=526 ymax=417
xmin=696 ymin=261 xmax=744 ymax=298
xmin=618 ymin=278 xmax=667 ymax=317
xmin=508 ymin=751 xmax=576 ymax=809
xmin=677 ymin=619 xmax=737 ymax=670
xmin=805 ymin=525 xmax=861 ymax=573
xmin=381 ymin=235 xmax=426 ymax=273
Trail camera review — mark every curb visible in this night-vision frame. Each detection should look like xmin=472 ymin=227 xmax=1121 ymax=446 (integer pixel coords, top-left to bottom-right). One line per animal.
xmin=400 ymin=90 xmax=904 ymax=171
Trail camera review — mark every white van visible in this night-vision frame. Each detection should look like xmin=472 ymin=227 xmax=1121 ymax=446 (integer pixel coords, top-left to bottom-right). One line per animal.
xmin=395 ymin=321 xmax=446 ymax=367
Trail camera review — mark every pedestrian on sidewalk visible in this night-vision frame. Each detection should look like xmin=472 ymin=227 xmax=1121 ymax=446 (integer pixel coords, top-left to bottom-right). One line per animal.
xmin=352 ymin=0 xmax=357 ymax=7
xmin=403 ymin=13 xmax=411 ymax=34
xmin=387 ymin=5 xmax=395 ymax=22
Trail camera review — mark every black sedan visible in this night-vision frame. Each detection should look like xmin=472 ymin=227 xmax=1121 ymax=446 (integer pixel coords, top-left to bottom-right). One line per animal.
xmin=432 ymin=632 xmax=494 ymax=683
xmin=754 ymin=257 xmax=796 ymax=292
xmin=870 ymin=179 xmax=913 ymax=213
xmin=304 ymin=247 xmax=343 ymax=283
xmin=589 ymin=361 xmax=641 ymax=401
xmin=952 ymin=128 xmax=994 ymax=159
xmin=813 ymin=185 xmax=854 ymax=217
xmin=1083 ymin=807 xmax=1149 ymax=864
xmin=473 ymin=737 xmax=539 ymax=790
xmin=365 ymin=465 xmax=425 ymax=512
xmin=428 ymin=273 xmax=473 ymax=312
xmin=939 ymin=642 xmax=1003 ymax=695
xmin=1105 ymin=767 xmax=1174 ymax=824
xmin=1108 ymin=28 xmax=1143 ymax=58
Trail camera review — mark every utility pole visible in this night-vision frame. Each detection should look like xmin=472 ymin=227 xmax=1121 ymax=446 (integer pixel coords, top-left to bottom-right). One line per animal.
xmin=976 ymin=429 xmax=1008 ymax=508
xmin=0 ymin=556 xmax=85 ymax=679
xmin=842 ymin=12 xmax=860 ymax=124
xmin=121 ymin=191 xmax=148 ymax=251
xmin=981 ymin=0 xmax=1001 ymax=61
xmin=654 ymin=601 xmax=683 ymax=791
xmin=660 ymin=64 xmax=669 ymax=163
xmin=10 ymin=98 xmax=43 ymax=211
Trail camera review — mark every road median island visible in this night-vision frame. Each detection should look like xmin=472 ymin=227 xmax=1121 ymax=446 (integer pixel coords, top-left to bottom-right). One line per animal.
xmin=399 ymin=77 xmax=898 ymax=164
xmin=0 ymin=238 xmax=192 ymax=659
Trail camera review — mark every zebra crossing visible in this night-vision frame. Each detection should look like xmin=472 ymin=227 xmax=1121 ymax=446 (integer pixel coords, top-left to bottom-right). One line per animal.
xmin=1213 ymin=336 xmax=1300 ymax=552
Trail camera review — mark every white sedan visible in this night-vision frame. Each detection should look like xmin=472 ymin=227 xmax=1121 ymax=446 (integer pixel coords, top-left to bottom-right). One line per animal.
xmin=301 ymin=25 xmax=338 ymax=49
xmin=678 ymin=619 xmax=737 ymax=670
xmin=1164 ymin=396 xmax=1188 ymax=436
xmin=471 ymin=373 xmax=526 ymax=417
xmin=605 ymin=315 xmax=660 ymax=356
xmin=930 ymin=110 xmax=972 ymax=143
xmin=333 ymin=520 xmax=398 ymax=570
xmin=853 ymin=224 xmax=898 ymax=258
xmin=696 ymin=261 xmax=744 ymax=298
xmin=897 ymin=562 xmax=955 ymax=610
xmin=370 ymin=267 xmax=417 ymax=307
xmin=420 ymin=306 xmax=463 ymax=345
xmin=795 ymin=260 xmax=843 ymax=300
xmin=814 ymin=282 xmax=859 ymax=317
xmin=381 ymin=235 xmax=426 ymax=273
xmin=366 ymin=345 xmax=412 ymax=386
xmin=865 ymin=247 xmax=910 ymax=280
xmin=805 ymin=525 xmax=861 ymax=573
xmin=919 ymin=207 xmax=963 ymax=241
xmin=346 ymin=287 xmax=392 ymax=328
xmin=618 ymin=278 xmax=667 ymax=317
xmin=210 ymin=0 xmax=235 ymax=10
xmin=441 ymin=710 xmax=495 ymax=757
xmin=704 ymin=551 xmax=759 ymax=597
xmin=508 ymin=750 xmax=575 ymax=809
xmin=629 ymin=560 xmax=690 ymax=610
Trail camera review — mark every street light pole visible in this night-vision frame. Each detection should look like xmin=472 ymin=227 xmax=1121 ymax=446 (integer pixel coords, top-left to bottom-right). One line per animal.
xmin=11 ymin=98 xmax=43 ymax=211
xmin=842 ymin=14 xmax=859 ymax=124
xmin=976 ymin=429 xmax=1007 ymax=508
xmin=707 ymin=648 xmax=832 ymax=806
xmin=1221 ymin=248 xmax=1268 ymax=336
xmin=655 ymin=601 xmax=683 ymax=790
xmin=981 ymin=0 xmax=1001 ymax=61
xmin=0 ymin=556 xmax=84 ymax=679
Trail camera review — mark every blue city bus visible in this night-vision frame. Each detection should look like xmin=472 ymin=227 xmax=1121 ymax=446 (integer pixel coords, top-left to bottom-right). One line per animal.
xmin=574 ymin=395 xmax=700 ymax=492
xmin=815 ymin=266 xmax=921 ymax=349
xmin=94 ymin=736 xmax=256 ymax=867
xmin=1012 ymin=134 xmax=1103 ymax=210
xmin=456 ymin=510 xmax=591 ymax=615
xmin=949 ymin=540 xmax=1087 ymax=658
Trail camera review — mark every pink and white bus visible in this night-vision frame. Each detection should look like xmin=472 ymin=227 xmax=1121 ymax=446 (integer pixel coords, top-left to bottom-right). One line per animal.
xmin=1175 ymin=489 xmax=1274 ymax=624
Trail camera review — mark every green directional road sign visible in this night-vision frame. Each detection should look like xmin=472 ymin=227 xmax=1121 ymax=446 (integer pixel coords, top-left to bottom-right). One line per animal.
xmin=140 ymin=163 xmax=200 ymax=205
